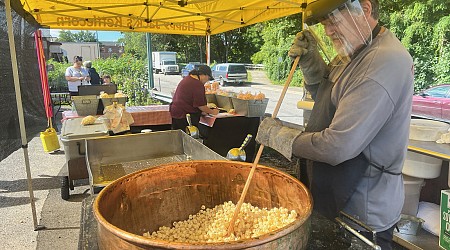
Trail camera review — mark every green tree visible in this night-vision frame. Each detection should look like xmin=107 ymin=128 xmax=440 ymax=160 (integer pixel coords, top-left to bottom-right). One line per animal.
xmin=93 ymin=54 xmax=160 ymax=105
xmin=46 ymin=55 xmax=160 ymax=105
xmin=254 ymin=1 xmax=450 ymax=89
xmin=120 ymin=26 xmax=264 ymax=65
xmin=74 ymin=30 xmax=97 ymax=42
xmin=119 ymin=33 xmax=202 ymax=63
xmin=382 ymin=0 xmax=450 ymax=91
xmin=118 ymin=32 xmax=147 ymax=59
xmin=151 ymin=34 xmax=204 ymax=63
xmin=175 ymin=35 xmax=205 ymax=63
xmin=209 ymin=25 xmax=263 ymax=63
xmin=56 ymin=30 xmax=97 ymax=42
xmin=46 ymin=59 xmax=71 ymax=91
xmin=253 ymin=14 xmax=303 ymax=86
xmin=57 ymin=30 xmax=75 ymax=42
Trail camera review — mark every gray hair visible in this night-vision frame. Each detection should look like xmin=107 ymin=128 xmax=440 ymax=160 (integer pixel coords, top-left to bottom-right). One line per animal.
xmin=361 ymin=0 xmax=379 ymax=20
xmin=83 ymin=61 xmax=92 ymax=68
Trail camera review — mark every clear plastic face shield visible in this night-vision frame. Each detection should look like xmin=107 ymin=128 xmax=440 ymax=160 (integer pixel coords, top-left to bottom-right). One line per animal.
xmin=307 ymin=0 xmax=372 ymax=66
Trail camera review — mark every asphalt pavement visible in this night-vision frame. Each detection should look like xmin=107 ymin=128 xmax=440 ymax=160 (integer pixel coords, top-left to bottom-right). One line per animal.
xmin=154 ymin=70 xmax=306 ymax=125
xmin=0 ymin=106 xmax=90 ymax=250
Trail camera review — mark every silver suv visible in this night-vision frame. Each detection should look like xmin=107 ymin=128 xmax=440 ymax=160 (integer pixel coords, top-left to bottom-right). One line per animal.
xmin=211 ymin=63 xmax=248 ymax=86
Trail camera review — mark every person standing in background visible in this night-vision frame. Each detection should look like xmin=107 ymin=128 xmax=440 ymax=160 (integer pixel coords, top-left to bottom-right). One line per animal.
xmin=83 ymin=61 xmax=101 ymax=85
xmin=170 ymin=65 xmax=219 ymax=130
xmin=65 ymin=56 xmax=90 ymax=96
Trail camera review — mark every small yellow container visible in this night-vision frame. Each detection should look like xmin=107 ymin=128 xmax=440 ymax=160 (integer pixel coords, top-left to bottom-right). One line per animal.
xmin=40 ymin=128 xmax=60 ymax=152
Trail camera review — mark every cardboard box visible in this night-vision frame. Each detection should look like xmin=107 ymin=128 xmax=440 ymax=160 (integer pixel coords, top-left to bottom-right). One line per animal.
xmin=440 ymin=190 xmax=450 ymax=249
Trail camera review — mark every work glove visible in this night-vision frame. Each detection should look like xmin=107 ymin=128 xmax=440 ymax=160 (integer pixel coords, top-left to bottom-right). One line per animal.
xmin=288 ymin=30 xmax=329 ymax=85
xmin=256 ymin=117 xmax=304 ymax=160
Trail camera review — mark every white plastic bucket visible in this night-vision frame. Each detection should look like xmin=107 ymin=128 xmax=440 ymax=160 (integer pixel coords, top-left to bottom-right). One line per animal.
xmin=402 ymin=151 xmax=442 ymax=179
xmin=401 ymin=174 xmax=425 ymax=216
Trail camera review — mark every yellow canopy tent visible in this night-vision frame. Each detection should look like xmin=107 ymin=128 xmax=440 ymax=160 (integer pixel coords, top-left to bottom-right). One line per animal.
xmin=15 ymin=0 xmax=305 ymax=64
xmin=6 ymin=0 xmax=306 ymax=230
xmin=16 ymin=0 xmax=304 ymax=35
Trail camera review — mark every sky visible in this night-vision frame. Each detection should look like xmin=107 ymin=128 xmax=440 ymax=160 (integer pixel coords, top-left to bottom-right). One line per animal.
xmin=47 ymin=29 xmax=124 ymax=42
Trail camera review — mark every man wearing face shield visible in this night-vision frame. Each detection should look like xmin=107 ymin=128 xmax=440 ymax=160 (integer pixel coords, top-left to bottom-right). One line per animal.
xmin=256 ymin=0 xmax=414 ymax=248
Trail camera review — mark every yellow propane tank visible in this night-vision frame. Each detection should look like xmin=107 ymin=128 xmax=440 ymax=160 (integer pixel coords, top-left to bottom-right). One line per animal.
xmin=40 ymin=127 xmax=60 ymax=152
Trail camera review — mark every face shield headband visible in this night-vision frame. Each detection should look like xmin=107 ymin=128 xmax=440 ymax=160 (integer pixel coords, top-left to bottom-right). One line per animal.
xmin=308 ymin=0 xmax=372 ymax=65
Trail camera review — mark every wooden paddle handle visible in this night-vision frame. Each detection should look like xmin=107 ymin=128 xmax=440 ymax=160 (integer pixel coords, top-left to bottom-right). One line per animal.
xmin=227 ymin=56 xmax=300 ymax=236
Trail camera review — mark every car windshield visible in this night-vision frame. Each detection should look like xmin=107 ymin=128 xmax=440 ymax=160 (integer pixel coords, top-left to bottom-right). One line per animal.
xmin=228 ymin=65 xmax=246 ymax=73
xmin=162 ymin=61 xmax=176 ymax=65
xmin=424 ymin=86 xmax=450 ymax=98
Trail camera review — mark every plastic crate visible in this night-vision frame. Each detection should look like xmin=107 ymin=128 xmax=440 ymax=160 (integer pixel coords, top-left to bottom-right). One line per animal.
xmin=231 ymin=97 xmax=269 ymax=117
xmin=215 ymin=94 xmax=234 ymax=110
xmin=205 ymin=94 xmax=217 ymax=105
xmin=71 ymin=95 xmax=99 ymax=116
xmin=100 ymin=97 xmax=127 ymax=107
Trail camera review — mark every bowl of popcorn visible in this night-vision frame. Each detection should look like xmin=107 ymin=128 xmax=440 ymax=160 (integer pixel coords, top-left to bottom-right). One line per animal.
xmin=94 ymin=160 xmax=312 ymax=249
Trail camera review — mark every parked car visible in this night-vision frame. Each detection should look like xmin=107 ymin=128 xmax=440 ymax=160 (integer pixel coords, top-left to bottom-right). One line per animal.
xmin=181 ymin=63 xmax=205 ymax=78
xmin=412 ymin=84 xmax=450 ymax=122
xmin=211 ymin=63 xmax=247 ymax=86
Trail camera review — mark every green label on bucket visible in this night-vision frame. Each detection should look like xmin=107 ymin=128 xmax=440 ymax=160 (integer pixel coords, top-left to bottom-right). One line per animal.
xmin=440 ymin=190 xmax=450 ymax=250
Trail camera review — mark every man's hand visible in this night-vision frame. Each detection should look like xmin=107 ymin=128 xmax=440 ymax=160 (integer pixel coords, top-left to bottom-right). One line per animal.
xmin=288 ymin=30 xmax=329 ymax=85
xmin=256 ymin=117 xmax=303 ymax=160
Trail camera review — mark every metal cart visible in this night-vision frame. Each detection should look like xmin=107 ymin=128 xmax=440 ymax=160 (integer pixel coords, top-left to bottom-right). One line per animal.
xmin=85 ymin=130 xmax=225 ymax=194
xmin=60 ymin=117 xmax=109 ymax=200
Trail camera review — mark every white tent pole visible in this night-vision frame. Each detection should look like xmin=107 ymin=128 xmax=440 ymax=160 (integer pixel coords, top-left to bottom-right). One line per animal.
xmin=5 ymin=0 xmax=43 ymax=231
xmin=206 ymin=34 xmax=211 ymax=65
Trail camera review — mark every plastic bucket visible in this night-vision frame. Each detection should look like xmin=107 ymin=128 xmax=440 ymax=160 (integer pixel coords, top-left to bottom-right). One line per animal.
xmin=40 ymin=128 xmax=60 ymax=152
xmin=401 ymin=174 xmax=425 ymax=216
xmin=402 ymin=151 xmax=442 ymax=179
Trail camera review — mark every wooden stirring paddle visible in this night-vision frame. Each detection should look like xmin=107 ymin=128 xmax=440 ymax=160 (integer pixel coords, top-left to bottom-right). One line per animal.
xmin=226 ymin=56 xmax=301 ymax=236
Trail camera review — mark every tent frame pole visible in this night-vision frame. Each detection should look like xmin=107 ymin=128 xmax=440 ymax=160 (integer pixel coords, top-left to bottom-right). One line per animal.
xmin=5 ymin=0 xmax=44 ymax=231
xmin=206 ymin=18 xmax=211 ymax=65
xmin=206 ymin=34 xmax=211 ymax=65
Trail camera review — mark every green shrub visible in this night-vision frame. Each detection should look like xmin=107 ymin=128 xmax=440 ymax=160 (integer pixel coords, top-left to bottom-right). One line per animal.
xmin=47 ymin=59 xmax=71 ymax=92
xmin=46 ymin=54 xmax=161 ymax=105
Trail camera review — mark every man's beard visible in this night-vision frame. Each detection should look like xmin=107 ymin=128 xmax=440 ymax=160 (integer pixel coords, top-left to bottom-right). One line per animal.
xmin=332 ymin=36 xmax=354 ymax=61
